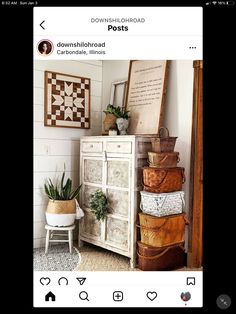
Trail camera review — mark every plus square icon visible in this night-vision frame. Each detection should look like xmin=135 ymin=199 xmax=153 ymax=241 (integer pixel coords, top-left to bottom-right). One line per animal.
xmin=113 ymin=291 xmax=124 ymax=301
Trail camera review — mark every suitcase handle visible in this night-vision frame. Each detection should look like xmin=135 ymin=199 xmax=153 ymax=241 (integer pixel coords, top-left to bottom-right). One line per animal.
xmin=137 ymin=244 xmax=185 ymax=260
xmin=147 ymin=155 xmax=169 ymax=166
xmin=158 ymin=127 xmax=169 ymax=138
xmin=148 ymin=154 xmax=180 ymax=167
xmin=142 ymin=170 xmax=168 ymax=188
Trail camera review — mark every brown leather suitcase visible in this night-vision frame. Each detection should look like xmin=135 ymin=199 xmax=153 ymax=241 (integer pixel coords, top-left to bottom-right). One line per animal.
xmin=138 ymin=241 xmax=186 ymax=271
xmin=138 ymin=212 xmax=188 ymax=247
xmin=148 ymin=151 xmax=180 ymax=168
xmin=143 ymin=167 xmax=185 ymax=193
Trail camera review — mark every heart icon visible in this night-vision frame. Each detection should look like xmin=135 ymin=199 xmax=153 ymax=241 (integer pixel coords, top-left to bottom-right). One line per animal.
xmin=146 ymin=291 xmax=157 ymax=301
xmin=40 ymin=277 xmax=51 ymax=285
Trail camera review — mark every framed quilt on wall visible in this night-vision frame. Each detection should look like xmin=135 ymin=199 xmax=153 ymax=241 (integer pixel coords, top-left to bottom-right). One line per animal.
xmin=44 ymin=71 xmax=90 ymax=128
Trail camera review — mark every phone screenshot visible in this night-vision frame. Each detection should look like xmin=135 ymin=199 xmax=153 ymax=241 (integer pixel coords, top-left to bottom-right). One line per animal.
xmin=32 ymin=6 xmax=204 ymax=307
xmin=2 ymin=0 xmax=232 ymax=310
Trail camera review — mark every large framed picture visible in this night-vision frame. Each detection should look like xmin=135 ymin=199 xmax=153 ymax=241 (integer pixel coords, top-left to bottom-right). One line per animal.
xmin=125 ymin=60 xmax=170 ymax=134
xmin=44 ymin=71 xmax=90 ymax=128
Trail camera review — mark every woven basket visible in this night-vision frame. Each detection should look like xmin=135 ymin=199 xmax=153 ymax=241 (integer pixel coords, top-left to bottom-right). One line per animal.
xmin=151 ymin=127 xmax=177 ymax=153
xmin=148 ymin=151 xmax=180 ymax=168
xmin=143 ymin=167 xmax=185 ymax=193
xmin=103 ymin=113 xmax=117 ymax=132
xmin=46 ymin=199 xmax=76 ymax=214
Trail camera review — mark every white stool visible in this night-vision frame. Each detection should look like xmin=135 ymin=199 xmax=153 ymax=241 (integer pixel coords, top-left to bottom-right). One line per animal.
xmin=45 ymin=224 xmax=76 ymax=254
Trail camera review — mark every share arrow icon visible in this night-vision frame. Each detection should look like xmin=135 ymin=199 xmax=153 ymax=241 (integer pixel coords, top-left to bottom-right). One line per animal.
xmin=76 ymin=277 xmax=86 ymax=285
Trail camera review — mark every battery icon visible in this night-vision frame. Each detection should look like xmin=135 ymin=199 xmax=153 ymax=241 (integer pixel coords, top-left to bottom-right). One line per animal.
xmin=226 ymin=1 xmax=235 ymax=5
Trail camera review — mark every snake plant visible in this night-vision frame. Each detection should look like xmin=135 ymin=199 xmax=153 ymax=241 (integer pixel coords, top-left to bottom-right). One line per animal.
xmin=44 ymin=171 xmax=82 ymax=200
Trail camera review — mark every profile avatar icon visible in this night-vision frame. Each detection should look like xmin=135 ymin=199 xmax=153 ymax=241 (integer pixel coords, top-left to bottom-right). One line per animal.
xmin=180 ymin=292 xmax=191 ymax=302
xmin=37 ymin=39 xmax=53 ymax=56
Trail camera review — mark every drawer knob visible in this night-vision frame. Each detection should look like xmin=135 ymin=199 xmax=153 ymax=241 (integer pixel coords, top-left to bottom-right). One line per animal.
xmin=90 ymin=144 xmax=93 ymax=148
xmin=117 ymin=145 xmax=121 ymax=148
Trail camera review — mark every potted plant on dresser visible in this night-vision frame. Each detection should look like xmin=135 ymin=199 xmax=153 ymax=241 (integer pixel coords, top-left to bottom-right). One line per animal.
xmin=103 ymin=104 xmax=119 ymax=134
xmin=44 ymin=171 xmax=82 ymax=226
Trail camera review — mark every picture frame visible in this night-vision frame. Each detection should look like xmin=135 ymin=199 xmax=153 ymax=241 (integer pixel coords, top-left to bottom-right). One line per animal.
xmin=109 ymin=80 xmax=128 ymax=109
xmin=44 ymin=71 xmax=90 ymax=128
xmin=125 ymin=60 xmax=170 ymax=135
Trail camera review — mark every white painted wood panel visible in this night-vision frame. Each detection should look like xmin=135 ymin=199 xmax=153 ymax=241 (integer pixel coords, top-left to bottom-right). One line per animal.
xmin=91 ymin=96 xmax=102 ymax=111
xmin=34 ymin=155 xmax=79 ymax=172
xmin=34 ymin=105 xmax=44 ymax=122
xmin=34 ymin=139 xmax=80 ymax=156
xmin=34 ymin=122 xmax=91 ymax=139
xmin=34 ymin=205 xmax=47 ymax=223
xmin=34 ymin=171 xmax=79 ymax=189
xmin=34 ymin=222 xmax=47 ymax=239
xmin=91 ymin=80 xmax=102 ymax=97
xmin=91 ymin=112 xmax=102 ymax=127
xmin=90 ymin=125 xmax=102 ymax=136
xmin=73 ymin=60 xmax=102 ymax=67
xmin=34 ymin=87 xmax=44 ymax=104
xmin=34 ymin=60 xmax=102 ymax=81
xmin=34 ymin=188 xmax=48 ymax=206
xmin=34 ymin=70 xmax=44 ymax=88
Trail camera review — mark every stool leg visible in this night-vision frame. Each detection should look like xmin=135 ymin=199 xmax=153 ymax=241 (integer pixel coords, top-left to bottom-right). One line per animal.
xmin=45 ymin=229 xmax=50 ymax=254
xmin=69 ymin=230 xmax=73 ymax=254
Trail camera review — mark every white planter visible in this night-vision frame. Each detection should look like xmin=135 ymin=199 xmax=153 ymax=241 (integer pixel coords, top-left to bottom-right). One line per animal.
xmin=46 ymin=213 xmax=76 ymax=227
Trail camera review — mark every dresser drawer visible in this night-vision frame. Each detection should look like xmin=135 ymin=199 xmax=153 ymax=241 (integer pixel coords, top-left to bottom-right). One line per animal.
xmin=82 ymin=141 xmax=103 ymax=153
xmin=106 ymin=141 xmax=132 ymax=154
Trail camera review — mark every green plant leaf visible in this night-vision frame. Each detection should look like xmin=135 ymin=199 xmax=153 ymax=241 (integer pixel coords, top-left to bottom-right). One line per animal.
xmin=44 ymin=170 xmax=82 ymax=200
xmin=89 ymin=190 xmax=108 ymax=221
xmin=44 ymin=183 xmax=52 ymax=199
xmin=70 ymin=184 xmax=82 ymax=200
xmin=61 ymin=171 xmax=65 ymax=192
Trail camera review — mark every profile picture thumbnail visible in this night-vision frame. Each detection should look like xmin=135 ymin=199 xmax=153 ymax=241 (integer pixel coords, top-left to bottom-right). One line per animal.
xmin=37 ymin=39 xmax=53 ymax=56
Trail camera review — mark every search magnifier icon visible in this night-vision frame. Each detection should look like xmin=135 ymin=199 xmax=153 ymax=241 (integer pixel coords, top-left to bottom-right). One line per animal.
xmin=79 ymin=291 xmax=89 ymax=301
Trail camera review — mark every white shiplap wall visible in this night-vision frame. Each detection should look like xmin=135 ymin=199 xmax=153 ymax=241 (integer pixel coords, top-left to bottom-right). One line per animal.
xmin=34 ymin=60 xmax=102 ymax=248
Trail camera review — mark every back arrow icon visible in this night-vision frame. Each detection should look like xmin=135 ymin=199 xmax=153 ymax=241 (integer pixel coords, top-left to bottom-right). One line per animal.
xmin=40 ymin=20 xmax=45 ymax=30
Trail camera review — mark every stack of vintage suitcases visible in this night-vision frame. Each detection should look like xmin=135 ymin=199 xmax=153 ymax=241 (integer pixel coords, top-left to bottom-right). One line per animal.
xmin=137 ymin=127 xmax=188 ymax=271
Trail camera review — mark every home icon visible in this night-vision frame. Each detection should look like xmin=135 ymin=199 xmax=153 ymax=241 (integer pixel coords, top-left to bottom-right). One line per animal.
xmin=45 ymin=291 xmax=56 ymax=302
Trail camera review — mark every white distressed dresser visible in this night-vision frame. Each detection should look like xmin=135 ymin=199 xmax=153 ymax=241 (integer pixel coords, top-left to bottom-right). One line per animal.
xmin=78 ymin=135 xmax=154 ymax=268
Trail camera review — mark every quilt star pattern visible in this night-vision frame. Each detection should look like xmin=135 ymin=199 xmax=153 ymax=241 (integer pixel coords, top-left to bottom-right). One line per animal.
xmin=44 ymin=71 xmax=90 ymax=128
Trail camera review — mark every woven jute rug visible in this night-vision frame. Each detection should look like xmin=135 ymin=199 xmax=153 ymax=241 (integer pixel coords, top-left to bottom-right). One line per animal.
xmin=74 ymin=244 xmax=138 ymax=271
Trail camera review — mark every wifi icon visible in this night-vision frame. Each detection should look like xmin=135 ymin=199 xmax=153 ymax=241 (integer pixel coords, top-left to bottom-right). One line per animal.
xmin=76 ymin=277 xmax=86 ymax=285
